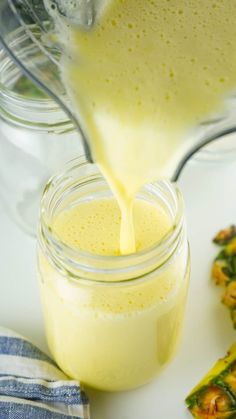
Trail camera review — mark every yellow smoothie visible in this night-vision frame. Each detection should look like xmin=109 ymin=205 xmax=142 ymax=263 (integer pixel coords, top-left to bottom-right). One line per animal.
xmin=59 ymin=0 xmax=236 ymax=253
xmin=39 ymin=193 xmax=189 ymax=391
xmin=51 ymin=198 xmax=172 ymax=255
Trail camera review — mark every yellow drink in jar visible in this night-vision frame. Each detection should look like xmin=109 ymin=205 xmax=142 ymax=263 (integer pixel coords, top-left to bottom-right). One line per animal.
xmin=38 ymin=159 xmax=190 ymax=391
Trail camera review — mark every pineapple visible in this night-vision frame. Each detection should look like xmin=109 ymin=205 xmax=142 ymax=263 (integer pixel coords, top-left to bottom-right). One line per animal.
xmin=186 ymin=227 xmax=236 ymax=417
xmin=213 ymin=226 xmax=236 ymax=246
xmin=186 ymin=343 xmax=236 ymax=418
xmin=212 ymin=226 xmax=236 ymax=328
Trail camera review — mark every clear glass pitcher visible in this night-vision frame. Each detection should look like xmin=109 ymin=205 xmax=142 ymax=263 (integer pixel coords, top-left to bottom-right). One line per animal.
xmin=0 ymin=0 xmax=92 ymax=161
xmin=0 ymin=38 xmax=82 ymax=236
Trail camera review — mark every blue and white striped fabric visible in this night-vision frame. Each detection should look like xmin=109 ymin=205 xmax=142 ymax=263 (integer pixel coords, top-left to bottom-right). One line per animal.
xmin=0 ymin=327 xmax=90 ymax=418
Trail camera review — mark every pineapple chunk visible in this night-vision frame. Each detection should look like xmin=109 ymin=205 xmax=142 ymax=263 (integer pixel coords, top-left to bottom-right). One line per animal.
xmin=212 ymin=226 xmax=236 ymax=328
xmin=212 ymin=260 xmax=230 ymax=287
xmin=213 ymin=226 xmax=236 ymax=246
xmin=186 ymin=343 xmax=236 ymax=418
xmin=222 ymin=282 xmax=236 ymax=310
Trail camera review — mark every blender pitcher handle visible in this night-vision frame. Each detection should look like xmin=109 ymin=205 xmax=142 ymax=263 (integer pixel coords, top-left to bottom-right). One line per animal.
xmin=0 ymin=0 xmax=93 ymax=162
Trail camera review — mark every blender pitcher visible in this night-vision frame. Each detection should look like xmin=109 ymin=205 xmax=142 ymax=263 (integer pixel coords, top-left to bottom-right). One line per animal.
xmin=1 ymin=0 xmax=236 ymax=181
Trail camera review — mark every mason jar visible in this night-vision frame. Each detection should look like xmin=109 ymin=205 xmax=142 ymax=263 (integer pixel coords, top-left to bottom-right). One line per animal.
xmin=0 ymin=42 xmax=82 ymax=236
xmin=37 ymin=157 xmax=190 ymax=391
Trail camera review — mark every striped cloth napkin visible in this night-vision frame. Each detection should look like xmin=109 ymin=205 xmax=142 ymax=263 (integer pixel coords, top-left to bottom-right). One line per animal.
xmin=0 ymin=327 xmax=90 ymax=418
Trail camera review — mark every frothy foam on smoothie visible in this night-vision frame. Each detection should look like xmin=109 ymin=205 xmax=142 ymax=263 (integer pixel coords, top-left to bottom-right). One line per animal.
xmin=52 ymin=197 xmax=171 ymax=255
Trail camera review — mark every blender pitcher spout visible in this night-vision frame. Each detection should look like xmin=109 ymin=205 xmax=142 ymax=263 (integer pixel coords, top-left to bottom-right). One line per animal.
xmin=0 ymin=0 xmax=93 ymax=163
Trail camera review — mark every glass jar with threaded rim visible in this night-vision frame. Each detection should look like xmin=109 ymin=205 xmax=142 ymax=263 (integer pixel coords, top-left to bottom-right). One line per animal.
xmin=38 ymin=156 xmax=190 ymax=391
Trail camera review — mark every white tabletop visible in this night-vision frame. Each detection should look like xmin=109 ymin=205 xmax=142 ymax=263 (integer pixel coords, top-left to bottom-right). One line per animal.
xmin=1 ymin=157 xmax=236 ymax=419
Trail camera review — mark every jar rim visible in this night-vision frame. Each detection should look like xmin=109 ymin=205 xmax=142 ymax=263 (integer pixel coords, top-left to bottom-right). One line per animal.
xmin=39 ymin=156 xmax=185 ymax=284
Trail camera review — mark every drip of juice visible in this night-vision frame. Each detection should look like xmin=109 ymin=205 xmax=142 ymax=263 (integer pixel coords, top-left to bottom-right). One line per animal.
xmin=58 ymin=0 xmax=236 ymax=254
